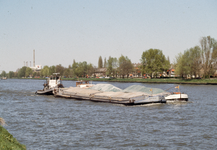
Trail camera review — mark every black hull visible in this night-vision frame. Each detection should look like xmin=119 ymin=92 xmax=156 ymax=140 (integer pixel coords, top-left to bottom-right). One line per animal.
xmin=166 ymin=98 xmax=188 ymax=101
xmin=36 ymin=89 xmax=54 ymax=95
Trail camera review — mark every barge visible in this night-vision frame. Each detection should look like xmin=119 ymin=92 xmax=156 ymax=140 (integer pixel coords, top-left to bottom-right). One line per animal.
xmin=53 ymin=83 xmax=167 ymax=105
xmin=36 ymin=79 xmax=188 ymax=105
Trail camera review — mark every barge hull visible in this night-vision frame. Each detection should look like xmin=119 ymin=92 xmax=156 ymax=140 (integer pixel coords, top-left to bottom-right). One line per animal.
xmin=54 ymin=89 xmax=166 ymax=105
xmin=54 ymin=93 xmax=133 ymax=104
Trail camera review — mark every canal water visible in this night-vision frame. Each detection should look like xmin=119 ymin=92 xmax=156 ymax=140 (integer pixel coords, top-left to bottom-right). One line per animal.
xmin=0 ymin=79 xmax=217 ymax=149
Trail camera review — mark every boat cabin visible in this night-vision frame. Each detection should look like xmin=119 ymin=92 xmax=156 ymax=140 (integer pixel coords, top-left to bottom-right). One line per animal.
xmin=46 ymin=76 xmax=62 ymax=88
xmin=44 ymin=73 xmax=63 ymax=89
xmin=76 ymin=81 xmax=93 ymax=88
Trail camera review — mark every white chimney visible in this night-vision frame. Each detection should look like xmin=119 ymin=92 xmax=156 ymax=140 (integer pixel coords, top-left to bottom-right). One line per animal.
xmin=33 ymin=49 xmax=35 ymax=67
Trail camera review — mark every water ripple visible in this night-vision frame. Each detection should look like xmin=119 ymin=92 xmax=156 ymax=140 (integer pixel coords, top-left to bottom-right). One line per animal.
xmin=0 ymin=79 xmax=217 ymax=149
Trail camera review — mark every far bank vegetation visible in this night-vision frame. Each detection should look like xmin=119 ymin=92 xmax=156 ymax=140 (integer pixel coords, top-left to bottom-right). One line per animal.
xmin=1 ymin=36 xmax=217 ymax=79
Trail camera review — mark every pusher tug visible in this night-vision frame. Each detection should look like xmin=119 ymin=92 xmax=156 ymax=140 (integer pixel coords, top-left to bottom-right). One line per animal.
xmin=36 ymin=73 xmax=64 ymax=95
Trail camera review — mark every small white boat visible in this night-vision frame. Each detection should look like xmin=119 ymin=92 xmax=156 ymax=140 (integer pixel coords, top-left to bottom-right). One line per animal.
xmin=36 ymin=73 xmax=64 ymax=95
xmin=165 ymin=92 xmax=188 ymax=101
xmin=164 ymin=85 xmax=188 ymax=101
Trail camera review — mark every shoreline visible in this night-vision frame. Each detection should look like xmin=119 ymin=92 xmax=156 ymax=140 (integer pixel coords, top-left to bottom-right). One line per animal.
xmin=0 ymin=125 xmax=26 ymax=149
xmin=64 ymin=78 xmax=217 ymax=85
xmin=11 ymin=77 xmax=217 ymax=85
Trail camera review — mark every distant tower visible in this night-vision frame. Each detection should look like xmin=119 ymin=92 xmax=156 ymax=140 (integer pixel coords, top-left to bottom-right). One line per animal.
xmin=26 ymin=61 xmax=28 ymax=67
xmin=30 ymin=61 xmax=31 ymax=67
xmin=33 ymin=50 xmax=35 ymax=67
xmin=24 ymin=61 xmax=25 ymax=66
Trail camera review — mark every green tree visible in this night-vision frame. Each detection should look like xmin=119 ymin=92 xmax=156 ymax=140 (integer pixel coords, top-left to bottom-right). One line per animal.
xmin=13 ymin=71 xmax=18 ymax=78
xmin=67 ymin=65 xmax=73 ymax=78
xmin=41 ymin=66 xmax=49 ymax=77
xmin=141 ymin=49 xmax=170 ymax=78
xmin=1 ymin=71 xmax=7 ymax=77
xmin=106 ymin=56 xmax=118 ymax=77
xmin=49 ymin=65 xmax=56 ymax=75
xmin=86 ymin=63 xmax=94 ymax=77
xmin=32 ymin=72 xmax=37 ymax=77
xmin=72 ymin=59 xmax=79 ymax=77
xmin=63 ymin=68 xmax=70 ymax=77
xmin=72 ymin=60 xmax=94 ymax=77
xmin=188 ymin=46 xmax=202 ymax=77
xmin=8 ymin=71 xmax=14 ymax=78
xmin=106 ymin=56 xmax=113 ymax=76
xmin=118 ymin=55 xmax=133 ymax=78
xmin=25 ymin=67 xmax=33 ymax=77
xmin=56 ymin=64 xmax=65 ymax=76
xmin=175 ymin=46 xmax=202 ymax=78
xmin=112 ymin=57 xmax=118 ymax=77
xmin=76 ymin=62 xmax=86 ymax=77
xmin=200 ymin=36 xmax=217 ymax=78
xmin=18 ymin=66 xmax=27 ymax=77
xmin=98 ymin=56 xmax=103 ymax=68
xmin=104 ymin=57 xmax=107 ymax=68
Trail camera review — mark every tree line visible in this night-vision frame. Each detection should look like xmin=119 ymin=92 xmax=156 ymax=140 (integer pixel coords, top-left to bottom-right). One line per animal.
xmin=1 ymin=35 xmax=216 ymax=79
xmin=5 ymin=51 xmax=168 ymax=79
xmin=175 ymin=36 xmax=217 ymax=78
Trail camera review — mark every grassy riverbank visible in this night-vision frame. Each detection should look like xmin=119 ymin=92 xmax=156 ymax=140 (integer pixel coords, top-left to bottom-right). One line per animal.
xmin=0 ymin=126 xmax=26 ymax=150
xmin=13 ymin=77 xmax=217 ymax=84
xmin=61 ymin=77 xmax=217 ymax=85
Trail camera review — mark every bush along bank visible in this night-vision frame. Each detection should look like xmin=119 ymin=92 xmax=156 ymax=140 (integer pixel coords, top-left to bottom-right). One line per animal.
xmin=62 ymin=78 xmax=217 ymax=85
xmin=0 ymin=118 xmax=26 ymax=150
xmin=20 ymin=77 xmax=217 ymax=85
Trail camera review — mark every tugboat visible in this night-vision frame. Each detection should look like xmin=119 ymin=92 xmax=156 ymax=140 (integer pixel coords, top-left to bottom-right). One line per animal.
xmin=36 ymin=73 xmax=64 ymax=95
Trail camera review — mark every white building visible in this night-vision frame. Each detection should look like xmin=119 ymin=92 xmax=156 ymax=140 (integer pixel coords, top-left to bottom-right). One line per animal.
xmin=30 ymin=65 xmax=42 ymax=71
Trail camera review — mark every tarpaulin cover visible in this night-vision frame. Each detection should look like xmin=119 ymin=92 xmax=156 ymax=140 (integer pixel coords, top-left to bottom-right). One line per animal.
xmin=88 ymin=84 xmax=169 ymax=96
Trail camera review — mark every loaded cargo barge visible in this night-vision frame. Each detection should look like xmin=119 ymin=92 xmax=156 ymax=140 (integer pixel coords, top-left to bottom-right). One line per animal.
xmin=36 ymin=79 xmax=188 ymax=105
xmin=54 ymin=87 xmax=166 ymax=105
xmin=52 ymin=81 xmax=168 ymax=105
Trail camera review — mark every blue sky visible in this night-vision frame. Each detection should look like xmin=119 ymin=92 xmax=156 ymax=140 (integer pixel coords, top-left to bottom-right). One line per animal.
xmin=0 ymin=0 xmax=217 ymax=72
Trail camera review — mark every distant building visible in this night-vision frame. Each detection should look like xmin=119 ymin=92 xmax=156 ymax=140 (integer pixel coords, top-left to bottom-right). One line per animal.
xmin=30 ymin=65 xmax=42 ymax=71
xmin=167 ymin=68 xmax=175 ymax=77
xmin=93 ymin=68 xmax=107 ymax=77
